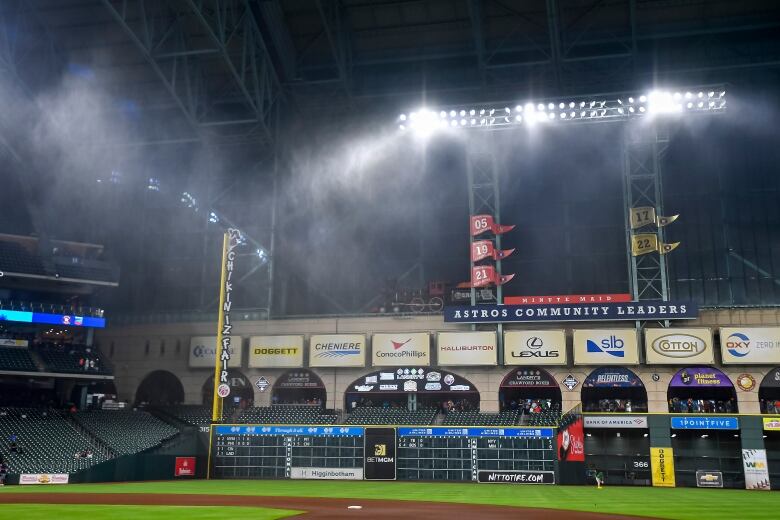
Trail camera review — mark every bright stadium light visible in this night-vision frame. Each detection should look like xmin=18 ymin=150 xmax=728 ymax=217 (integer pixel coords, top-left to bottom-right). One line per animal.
xmin=397 ymin=86 xmax=726 ymax=132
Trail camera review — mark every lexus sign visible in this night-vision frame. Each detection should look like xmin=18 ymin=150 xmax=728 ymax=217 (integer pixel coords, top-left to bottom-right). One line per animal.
xmin=504 ymin=330 xmax=567 ymax=365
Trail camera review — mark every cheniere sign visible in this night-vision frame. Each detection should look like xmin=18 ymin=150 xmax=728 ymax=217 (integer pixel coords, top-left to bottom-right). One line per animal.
xmin=444 ymin=301 xmax=697 ymax=323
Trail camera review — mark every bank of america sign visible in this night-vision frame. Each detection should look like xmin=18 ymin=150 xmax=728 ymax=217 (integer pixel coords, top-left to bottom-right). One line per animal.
xmin=583 ymin=416 xmax=648 ymax=429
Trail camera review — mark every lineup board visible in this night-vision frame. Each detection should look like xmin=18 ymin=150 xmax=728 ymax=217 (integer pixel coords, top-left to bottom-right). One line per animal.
xmin=210 ymin=425 xmax=556 ymax=482
xmin=211 ymin=425 xmax=365 ymax=479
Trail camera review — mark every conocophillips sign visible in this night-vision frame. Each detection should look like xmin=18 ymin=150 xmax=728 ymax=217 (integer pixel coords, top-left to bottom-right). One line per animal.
xmin=436 ymin=331 xmax=497 ymax=366
xmin=189 ymin=336 xmax=243 ymax=368
xmin=372 ymin=332 xmax=430 ymax=366
xmin=644 ymin=328 xmax=713 ymax=365
xmin=249 ymin=336 xmax=304 ymax=368
xmin=309 ymin=334 xmax=366 ymax=367
xmin=503 ymin=330 xmax=567 ymax=366
xmin=720 ymin=327 xmax=780 ymax=365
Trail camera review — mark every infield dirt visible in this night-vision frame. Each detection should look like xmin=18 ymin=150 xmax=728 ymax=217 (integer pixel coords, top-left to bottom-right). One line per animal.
xmin=0 ymin=492 xmax=659 ymax=519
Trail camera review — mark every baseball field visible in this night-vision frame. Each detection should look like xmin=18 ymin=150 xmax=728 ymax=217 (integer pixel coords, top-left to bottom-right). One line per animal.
xmin=0 ymin=480 xmax=776 ymax=519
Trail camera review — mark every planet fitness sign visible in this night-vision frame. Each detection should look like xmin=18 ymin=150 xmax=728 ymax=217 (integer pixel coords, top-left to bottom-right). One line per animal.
xmin=444 ymin=301 xmax=697 ymax=323
xmin=669 ymin=367 xmax=734 ymax=388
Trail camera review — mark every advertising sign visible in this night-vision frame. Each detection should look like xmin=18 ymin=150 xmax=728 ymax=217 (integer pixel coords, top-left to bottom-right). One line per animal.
xmin=477 ymin=470 xmax=555 ymax=484
xmin=762 ymin=368 xmax=780 ymax=388
xmin=650 ymin=447 xmax=676 ymax=487
xmin=500 ymin=367 xmax=558 ymax=388
xmin=763 ymin=417 xmax=780 ymax=431
xmin=584 ymin=416 xmax=648 ymax=429
xmin=720 ymin=327 xmax=780 ymax=365
xmin=573 ymin=329 xmax=639 ymax=365
xmin=372 ymin=332 xmax=430 ymax=366
xmin=398 ymin=427 xmax=554 ymax=438
xmin=290 ymin=467 xmax=364 ymax=480
xmin=248 ymin=335 xmax=304 ymax=368
xmin=19 ymin=473 xmax=69 ymax=485
xmin=505 ymin=294 xmax=632 ymax=305
xmin=348 ymin=369 xmax=476 ymax=394
xmin=696 ymin=470 xmax=723 ymax=488
xmin=364 ymin=427 xmax=396 ymax=480
xmin=557 ymin=418 xmax=584 ymax=462
xmin=742 ymin=449 xmax=771 ymax=490
xmin=174 ymin=457 xmax=196 ymax=477
xmin=670 ymin=416 xmax=739 ymax=430
xmin=437 ymin=331 xmax=497 ymax=366
xmin=189 ymin=336 xmax=243 ymax=368
xmin=275 ymin=370 xmax=325 ymax=389
xmin=444 ymin=301 xmax=697 ymax=323
xmin=504 ymin=330 xmax=567 ymax=365
xmin=0 ymin=310 xmax=106 ymax=328
xmin=668 ymin=367 xmax=734 ymax=388
xmin=582 ymin=367 xmax=644 ymax=388
xmin=309 ymin=334 xmax=366 ymax=367
xmin=0 ymin=338 xmax=28 ymax=347
xmin=644 ymin=328 xmax=714 ymax=365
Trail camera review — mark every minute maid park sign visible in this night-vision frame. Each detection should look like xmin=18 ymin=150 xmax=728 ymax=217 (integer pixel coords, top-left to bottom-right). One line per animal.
xmin=444 ymin=301 xmax=697 ymax=324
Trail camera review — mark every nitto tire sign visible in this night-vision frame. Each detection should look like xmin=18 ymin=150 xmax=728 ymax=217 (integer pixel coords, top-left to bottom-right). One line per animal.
xmin=477 ymin=470 xmax=554 ymax=484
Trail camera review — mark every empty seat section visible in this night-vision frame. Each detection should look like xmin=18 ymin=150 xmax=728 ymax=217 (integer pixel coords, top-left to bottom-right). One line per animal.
xmin=0 ymin=347 xmax=37 ymax=372
xmin=345 ymin=407 xmax=436 ymax=425
xmin=0 ymin=407 xmax=107 ymax=474
xmin=74 ymin=410 xmax=178 ymax=455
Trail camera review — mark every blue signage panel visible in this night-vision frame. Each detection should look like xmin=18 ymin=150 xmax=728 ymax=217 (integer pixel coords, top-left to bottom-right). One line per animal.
xmin=670 ymin=416 xmax=739 ymax=430
xmin=214 ymin=425 xmax=364 ymax=437
xmin=398 ymin=427 xmax=554 ymax=438
xmin=444 ymin=301 xmax=697 ymax=324
xmin=0 ymin=310 xmax=105 ymax=328
xmin=0 ymin=310 xmax=33 ymax=323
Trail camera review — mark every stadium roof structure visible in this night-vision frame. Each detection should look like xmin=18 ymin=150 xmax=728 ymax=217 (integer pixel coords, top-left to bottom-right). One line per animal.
xmin=1 ymin=1 xmax=779 ymax=317
xmin=1 ymin=0 xmax=779 ymax=149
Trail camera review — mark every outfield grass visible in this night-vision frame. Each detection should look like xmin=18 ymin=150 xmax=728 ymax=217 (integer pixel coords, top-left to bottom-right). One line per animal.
xmin=3 ymin=480 xmax=777 ymax=520
xmin=0 ymin=504 xmax=299 ymax=520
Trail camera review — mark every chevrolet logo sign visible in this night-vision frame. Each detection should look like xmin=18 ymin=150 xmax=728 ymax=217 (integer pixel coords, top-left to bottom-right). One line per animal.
xmin=701 ymin=474 xmax=719 ymax=482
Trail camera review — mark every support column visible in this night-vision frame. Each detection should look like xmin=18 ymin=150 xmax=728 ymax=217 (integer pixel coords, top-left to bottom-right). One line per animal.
xmin=622 ymin=126 xmax=671 ymax=349
xmin=466 ymin=140 xmax=502 ymax=359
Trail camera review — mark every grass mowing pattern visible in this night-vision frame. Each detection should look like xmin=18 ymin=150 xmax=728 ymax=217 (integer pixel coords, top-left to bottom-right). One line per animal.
xmin=0 ymin=505 xmax=300 ymax=520
xmin=3 ymin=480 xmax=776 ymax=520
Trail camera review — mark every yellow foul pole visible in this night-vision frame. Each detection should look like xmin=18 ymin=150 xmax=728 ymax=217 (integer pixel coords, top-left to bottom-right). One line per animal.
xmin=211 ymin=232 xmax=230 ymax=423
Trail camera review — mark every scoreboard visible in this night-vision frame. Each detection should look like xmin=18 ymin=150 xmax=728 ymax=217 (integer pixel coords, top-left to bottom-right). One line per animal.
xmin=397 ymin=427 xmax=555 ymax=482
xmin=211 ymin=425 xmax=365 ymax=479
xmin=211 ymin=424 xmax=556 ymax=483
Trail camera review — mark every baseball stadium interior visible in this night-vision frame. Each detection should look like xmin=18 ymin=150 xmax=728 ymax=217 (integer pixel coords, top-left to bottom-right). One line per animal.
xmin=1 ymin=0 xmax=780 ymax=506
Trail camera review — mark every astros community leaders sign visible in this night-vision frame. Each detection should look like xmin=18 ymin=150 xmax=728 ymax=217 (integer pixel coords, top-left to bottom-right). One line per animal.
xmin=444 ymin=301 xmax=697 ymax=323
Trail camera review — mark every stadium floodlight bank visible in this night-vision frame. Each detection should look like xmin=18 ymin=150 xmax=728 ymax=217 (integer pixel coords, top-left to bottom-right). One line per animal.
xmin=398 ymin=87 xmax=726 ymax=134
